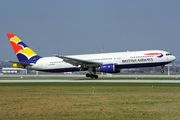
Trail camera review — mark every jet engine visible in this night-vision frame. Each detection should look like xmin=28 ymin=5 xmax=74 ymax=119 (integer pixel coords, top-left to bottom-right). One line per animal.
xmin=96 ymin=64 xmax=120 ymax=73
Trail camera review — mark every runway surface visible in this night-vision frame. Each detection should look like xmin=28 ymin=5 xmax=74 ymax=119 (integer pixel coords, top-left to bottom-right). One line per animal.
xmin=1 ymin=74 xmax=180 ymax=78
xmin=1 ymin=74 xmax=180 ymax=83
xmin=1 ymin=79 xmax=180 ymax=83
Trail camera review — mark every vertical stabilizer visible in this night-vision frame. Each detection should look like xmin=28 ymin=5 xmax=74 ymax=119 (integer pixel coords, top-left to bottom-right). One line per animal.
xmin=7 ymin=33 xmax=41 ymax=62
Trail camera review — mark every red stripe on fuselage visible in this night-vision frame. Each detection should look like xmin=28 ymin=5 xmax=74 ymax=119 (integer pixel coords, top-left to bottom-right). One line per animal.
xmin=144 ymin=53 xmax=163 ymax=55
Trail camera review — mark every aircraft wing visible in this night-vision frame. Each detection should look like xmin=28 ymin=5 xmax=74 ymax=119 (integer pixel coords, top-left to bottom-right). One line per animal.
xmin=54 ymin=55 xmax=102 ymax=67
xmin=8 ymin=61 xmax=33 ymax=66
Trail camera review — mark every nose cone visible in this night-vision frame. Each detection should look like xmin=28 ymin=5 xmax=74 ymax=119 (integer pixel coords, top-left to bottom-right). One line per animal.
xmin=171 ymin=55 xmax=176 ymax=62
xmin=173 ymin=55 xmax=176 ymax=61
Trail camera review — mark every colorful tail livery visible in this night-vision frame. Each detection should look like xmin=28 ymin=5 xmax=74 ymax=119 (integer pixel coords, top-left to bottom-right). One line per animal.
xmin=7 ymin=33 xmax=41 ymax=63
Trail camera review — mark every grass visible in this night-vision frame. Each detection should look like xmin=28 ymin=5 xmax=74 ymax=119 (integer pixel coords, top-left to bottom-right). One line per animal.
xmin=0 ymin=83 xmax=180 ymax=120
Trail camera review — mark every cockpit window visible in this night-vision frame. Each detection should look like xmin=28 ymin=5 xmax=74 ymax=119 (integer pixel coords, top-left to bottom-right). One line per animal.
xmin=166 ymin=53 xmax=172 ymax=56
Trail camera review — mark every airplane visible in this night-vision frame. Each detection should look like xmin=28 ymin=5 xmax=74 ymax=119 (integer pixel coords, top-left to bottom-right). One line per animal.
xmin=7 ymin=33 xmax=176 ymax=79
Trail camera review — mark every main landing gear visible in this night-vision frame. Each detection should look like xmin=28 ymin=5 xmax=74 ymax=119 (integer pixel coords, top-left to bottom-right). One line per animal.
xmin=86 ymin=73 xmax=98 ymax=79
xmin=86 ymin=67 xmax=98 ymax=79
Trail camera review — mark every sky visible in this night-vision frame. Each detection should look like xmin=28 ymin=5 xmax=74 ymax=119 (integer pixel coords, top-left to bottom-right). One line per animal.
xmin=1 ymin=0 xmax=180 ymax=61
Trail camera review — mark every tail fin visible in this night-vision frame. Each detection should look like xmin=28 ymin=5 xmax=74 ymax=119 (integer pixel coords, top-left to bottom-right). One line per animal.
xmin=7 ymin=33 xmax=41 ymax=62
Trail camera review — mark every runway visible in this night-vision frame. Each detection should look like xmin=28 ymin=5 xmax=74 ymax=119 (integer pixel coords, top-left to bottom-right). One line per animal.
xmin=1 ymin=79 xmax=180 ymax=83
xmin=1 ymin=74 xmax=180 ymax=78
xmin=1 ymin=74 xmax=180 ymax=83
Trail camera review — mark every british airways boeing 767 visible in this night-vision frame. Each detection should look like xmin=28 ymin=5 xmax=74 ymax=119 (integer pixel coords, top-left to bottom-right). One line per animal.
xmin=7 ymin=33 xmax=176 ymax=79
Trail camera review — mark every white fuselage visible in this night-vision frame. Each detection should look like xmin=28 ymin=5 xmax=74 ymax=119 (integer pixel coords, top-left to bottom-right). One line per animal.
xmin=26 ymin=50 xmax=176 ymax=72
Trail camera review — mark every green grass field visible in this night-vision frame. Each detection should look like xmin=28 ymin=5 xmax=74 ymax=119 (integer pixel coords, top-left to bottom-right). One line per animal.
xmin=0 ymin=83 xmax=180 ymax=120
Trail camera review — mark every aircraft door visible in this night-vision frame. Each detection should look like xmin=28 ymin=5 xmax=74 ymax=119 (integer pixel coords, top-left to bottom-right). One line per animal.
xmin=43 ymin=60 xmax=48 ymax=67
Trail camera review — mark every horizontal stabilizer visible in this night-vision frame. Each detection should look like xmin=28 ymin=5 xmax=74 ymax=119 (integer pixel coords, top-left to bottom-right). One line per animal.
xmin=7 ymin=61 xmax=33 ymax=66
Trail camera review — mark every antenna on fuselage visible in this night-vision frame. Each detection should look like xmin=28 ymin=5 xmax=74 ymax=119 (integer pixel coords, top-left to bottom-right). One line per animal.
xmin=101 ymin=47 xmax=104 ymax=53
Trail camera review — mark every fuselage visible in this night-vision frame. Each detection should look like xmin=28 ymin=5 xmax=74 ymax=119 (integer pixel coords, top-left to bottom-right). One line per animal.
xmin=7 ymin=33 xmax=176 ymax=79
xmin=26 ymin=50 xmax=176 ymax=72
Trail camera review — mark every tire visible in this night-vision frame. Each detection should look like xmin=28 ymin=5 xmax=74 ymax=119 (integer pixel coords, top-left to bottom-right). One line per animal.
xmin=90 ymin=74 xmax=94 ymax=79
xmin=86 ymin=73 xmax=90 ymax=77
xmin=94 ymin=75 xmax=98 ymax=79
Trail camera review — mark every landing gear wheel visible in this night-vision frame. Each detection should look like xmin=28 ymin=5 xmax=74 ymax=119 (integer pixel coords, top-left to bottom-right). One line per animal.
xmin=86 ymin=73 xmax=98 ymax=79
xmin=94 ymin=75 xmax=98 ymax=79
xmin=90 ymin=74 xmax=94 ymax=79
xmin=86 ymin=73 xmax=90 ymax=77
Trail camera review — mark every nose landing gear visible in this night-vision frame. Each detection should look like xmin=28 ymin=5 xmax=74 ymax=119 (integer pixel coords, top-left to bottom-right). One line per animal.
xmin=161 ymin=66 xmax=164 ymax=74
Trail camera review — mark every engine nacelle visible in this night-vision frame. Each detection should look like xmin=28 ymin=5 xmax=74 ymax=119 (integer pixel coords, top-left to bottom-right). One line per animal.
xmin=97 ymin=64 xmax=120 ymax=73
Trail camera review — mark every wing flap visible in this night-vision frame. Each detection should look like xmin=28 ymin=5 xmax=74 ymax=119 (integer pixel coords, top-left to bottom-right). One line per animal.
xmin=54 ymin=55 xmax=102 ymax=67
